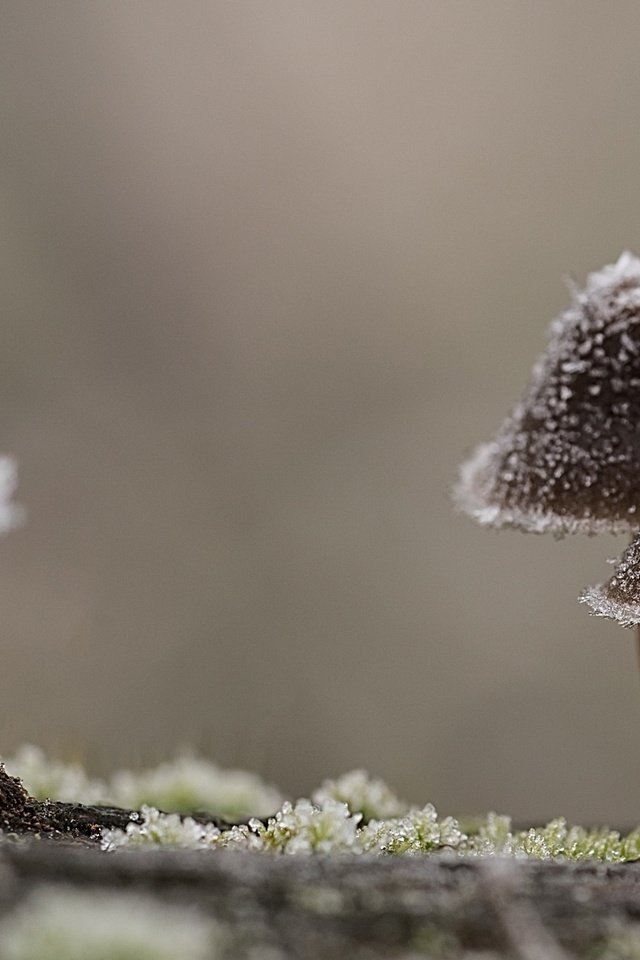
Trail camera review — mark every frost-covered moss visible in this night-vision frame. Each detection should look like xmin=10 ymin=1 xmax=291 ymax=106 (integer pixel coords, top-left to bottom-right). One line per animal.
xmin=463 ymin=815 xmax=640 ymax=862
xmin=360 ymin=804 xmax=464 ymax=855
xmin=0 ymin=887 xmax=217 ymax=960
xmin=108 ymin=753 xmax=283 ymax=820
xmin=312 ymin=769 xmax=408 ymax=821
xmin=101 ymin=797 xmax=464 ymax=855
xmin=102 ymin=805 xmax=222 ymax=851
xmin=254 ymin=799 xmax=362 ymax=854
xmin=2 ymin=745 xmax=109 ymax=805
xmin=103 ymin=798 xmax=362 ymax=854
xmin=102 ymin=796 xmax=640 ymax=864
xmin=1 ymin=745 xmax=282 ymax=820
xmin=5 ymin=746 xmax=640 ymax=865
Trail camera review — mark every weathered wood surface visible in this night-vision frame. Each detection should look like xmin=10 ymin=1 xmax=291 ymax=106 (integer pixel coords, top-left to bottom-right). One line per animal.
xmin=2 ymin=842 xmax=640 ymax=958
xmin=3 ymin=767 xmax=640 ymax=958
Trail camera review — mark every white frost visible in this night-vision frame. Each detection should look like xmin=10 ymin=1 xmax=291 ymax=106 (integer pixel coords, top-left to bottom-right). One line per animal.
xmin=579 ymin=586 xmax=640 ymax=629
xmin=580 ymin=532 xmax=640 ymax=627
xmin=586 ymin=249 xmax=640 ymax=288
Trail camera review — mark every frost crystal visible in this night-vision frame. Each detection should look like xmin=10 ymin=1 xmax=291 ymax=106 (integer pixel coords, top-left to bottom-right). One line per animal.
xmin=360 ymin=804 xmax=464 ymax=855
xmin=455 ymin=252 xmax=640 ymax=534
xmin=101 ymin=804 xmax=221 ymax=851
xmin=256 ymin=798 xmax=362 ymax=855
xmin=580 ymin=534 xmax=640 ymax=627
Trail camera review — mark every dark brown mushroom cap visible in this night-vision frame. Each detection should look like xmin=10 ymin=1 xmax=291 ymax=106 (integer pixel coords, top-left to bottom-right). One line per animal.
xmin=580 ymin=535 xmax=640 ymax=627
xmin=455 ymin=252 xmax=640 ymax=535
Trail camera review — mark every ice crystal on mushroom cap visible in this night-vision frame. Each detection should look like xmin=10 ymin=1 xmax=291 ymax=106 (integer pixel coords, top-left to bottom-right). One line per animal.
xmin=455 ymin=252 xmax=640 ymax=535
xmin=580 ymin=534 xmax=640 ymax=627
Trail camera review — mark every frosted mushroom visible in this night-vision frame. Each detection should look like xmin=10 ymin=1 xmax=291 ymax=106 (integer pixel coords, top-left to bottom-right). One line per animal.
xmin=580 ymin=536 xmax=640 ymax=628
xmin=455 ymin=252 xmax=640 ymax=536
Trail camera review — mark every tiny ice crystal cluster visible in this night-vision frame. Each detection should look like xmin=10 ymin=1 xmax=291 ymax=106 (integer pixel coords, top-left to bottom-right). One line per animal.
xmin=580 ymin=537 xmax=640 ymax=629
xmin=456 ymin=252 xmax=640 ymax=628
xmin=101 ymin=798 xmax=466 ymax=856
xmin=101 ymin=793 xmax=640 ymax=863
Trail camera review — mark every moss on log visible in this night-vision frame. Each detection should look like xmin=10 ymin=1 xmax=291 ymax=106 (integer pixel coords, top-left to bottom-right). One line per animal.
xmin=0 ymin=764 xmax=230 ymax=843
xmin=4 ymin=765 xmax=640 ymax=957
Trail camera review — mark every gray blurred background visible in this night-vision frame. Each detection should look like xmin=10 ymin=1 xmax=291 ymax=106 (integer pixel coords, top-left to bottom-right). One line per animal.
xmin=1 ymin=0 xmax=640 ymax=825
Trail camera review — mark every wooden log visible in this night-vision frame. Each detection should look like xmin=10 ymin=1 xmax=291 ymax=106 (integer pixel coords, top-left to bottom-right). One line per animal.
xmin=4 ymin=766 xmax=640 ymax=957
xmin=2 ymin=841 xmax=640 ymax=958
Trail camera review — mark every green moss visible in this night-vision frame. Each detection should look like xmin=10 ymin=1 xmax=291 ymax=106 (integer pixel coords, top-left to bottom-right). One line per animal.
xmin=0 ymin=889 xmax=216 ymax=960
xmin=5 ymin=746 xmax=640 ymax=864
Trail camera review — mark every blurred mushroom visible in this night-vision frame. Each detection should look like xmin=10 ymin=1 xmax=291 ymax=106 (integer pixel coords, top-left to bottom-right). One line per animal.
xmin=455 ymin=252 xmax=640 ymax=536
xmin=580 ymin=536 xmax=640 ymax=628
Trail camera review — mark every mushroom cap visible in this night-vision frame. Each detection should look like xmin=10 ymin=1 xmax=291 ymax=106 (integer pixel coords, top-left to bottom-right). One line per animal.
xmin=455 ymin=252 xmax=640 ymax=535
xmin=580 ymin=535 xmax=640 ymax=628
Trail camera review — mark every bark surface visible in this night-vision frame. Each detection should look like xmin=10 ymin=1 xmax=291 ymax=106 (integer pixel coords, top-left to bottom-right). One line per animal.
xmin=2 ymin=766 xmax=640 ymax=958
xmin=1 ymin=841 xmax=640 ymax=958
